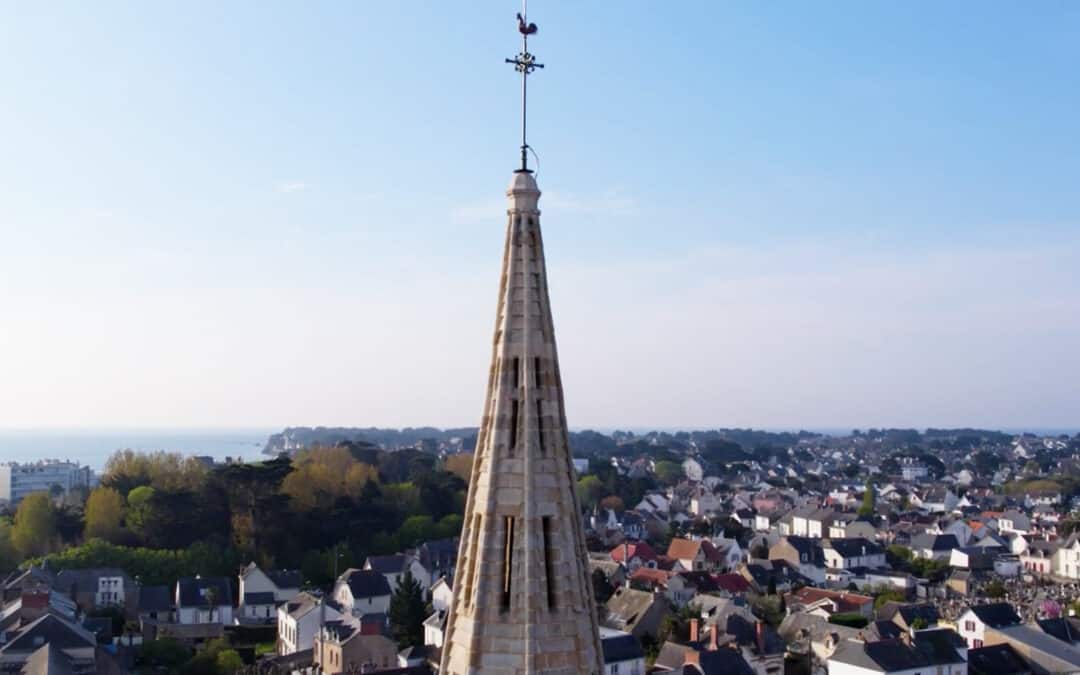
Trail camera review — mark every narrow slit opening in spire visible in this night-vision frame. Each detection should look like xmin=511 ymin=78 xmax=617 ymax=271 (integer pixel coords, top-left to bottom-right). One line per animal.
xmin=536 ymin=400 xmax=545 ymax=455
xmin=543 ymin=516 xmax=556 ymax=610
xmin=512 ymin=357 xmax=520 ymax=389
xmin=509 ymin=400 xmax=519 ymax=454
xmin=501 ymin=516 xmax=515 ymax=611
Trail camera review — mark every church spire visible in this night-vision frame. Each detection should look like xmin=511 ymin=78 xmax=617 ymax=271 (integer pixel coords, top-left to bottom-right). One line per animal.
xmin=505 ymin=1 xmax=543 ymax=173
xmin=438 ymin=7 xmax=603 ymax=674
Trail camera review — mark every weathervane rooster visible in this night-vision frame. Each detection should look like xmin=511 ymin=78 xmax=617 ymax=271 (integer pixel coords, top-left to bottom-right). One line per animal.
xmin=516 ymin=12 xmax=538 ymax=35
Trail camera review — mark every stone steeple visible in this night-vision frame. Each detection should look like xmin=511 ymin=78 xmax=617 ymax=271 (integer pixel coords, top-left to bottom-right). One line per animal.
xmin=437 ymin=170 xmax=604 ymax=675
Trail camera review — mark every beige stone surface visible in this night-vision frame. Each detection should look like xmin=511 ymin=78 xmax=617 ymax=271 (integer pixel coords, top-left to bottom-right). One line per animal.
xmin=438 ymin=172 xmax=603 ymax=674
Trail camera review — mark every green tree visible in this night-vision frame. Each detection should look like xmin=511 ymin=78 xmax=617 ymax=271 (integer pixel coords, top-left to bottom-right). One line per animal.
xmin=576 ymin=475 xmax=605 ymax=507
xmin=0 ymin=521 xmax=19 ymax=572
xmin=874 ymin=590 xmax=906 ymax=610
xmin=124 ymin=486 xmax=156 ymax=542
xmin=654 ymin=461 xmax=683 ymax=486
xmin=858 ymin=481 xmax=876 ymax=517
xmin=85 ymin=487 xmax=125 ymax=542
xmin=12 ymin=493 xmax=56 ymax=558
xmin=436 ymin=514 xmax=464 ymax=539
xmin=829 ymin=612 xmax=869 ymax=628
xmin=388 ymin=571 xmax=427 ymax=649
xmin=215 ymin=649 xmax=243 ymax=674
xmin=138 ymin=638 xmax=191 ymax=669
xmin=398 ymin=515 xmax=436 ymax=548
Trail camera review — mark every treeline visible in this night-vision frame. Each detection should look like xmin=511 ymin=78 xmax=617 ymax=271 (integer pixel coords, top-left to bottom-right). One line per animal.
xmin=7 ymin=442 xmax=469 ymax=588
xmin=264 ymin=427 xmax=480 ymax=455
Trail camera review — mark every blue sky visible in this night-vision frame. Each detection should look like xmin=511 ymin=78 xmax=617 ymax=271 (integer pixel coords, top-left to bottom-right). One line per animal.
xmin=1 ymin=1 xmax=1078 ymax=430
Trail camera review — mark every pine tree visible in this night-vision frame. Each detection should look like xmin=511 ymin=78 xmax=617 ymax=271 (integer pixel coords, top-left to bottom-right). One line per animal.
xmin=389 ymin=570 xmax=427 ymax=649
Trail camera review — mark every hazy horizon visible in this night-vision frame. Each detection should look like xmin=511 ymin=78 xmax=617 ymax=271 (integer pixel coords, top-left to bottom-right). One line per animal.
xmin=2 ymin=2 xmax=1078 ymax=430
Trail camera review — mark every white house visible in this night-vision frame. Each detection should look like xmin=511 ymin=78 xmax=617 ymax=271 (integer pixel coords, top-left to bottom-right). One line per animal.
xmin=429 ymin=577 xmax=453 ymax=612
xmin=239 ymin=562 xmax=301 ymax=603
xmin=788 ymin=507 xmax=833 ymax=539
xmin=997 ymin=511 xmax=1031 ymax=536
xmin=333 ymin=569 xmax=392 ymax=617
xmin=277 ymin=592 xmax=342 ymax=655
xmin=237 ymin=563 xmax=301 ymax=623
xmin=956 ymin=603 xmax=1021 ymax=649
xmin=424 ymin=609 xmax=447 ymax=648
xmin=822 ymin=538 xmax=886 ymax=571
xmin=910 ymin=533 xmax=959 ymax=561
xmin=176 ymin=577 xmax=234 ymax=625
xmin=1054 ymin=535 xmax=1080 ymax=579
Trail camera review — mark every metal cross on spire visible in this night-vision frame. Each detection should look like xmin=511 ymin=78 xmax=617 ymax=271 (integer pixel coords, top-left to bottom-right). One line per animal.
xmin=505 ymin=0 xmax=543 ymax=173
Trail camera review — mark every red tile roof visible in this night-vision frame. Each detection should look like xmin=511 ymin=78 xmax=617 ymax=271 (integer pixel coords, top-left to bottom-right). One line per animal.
xmin=611 ymin=541 xmax=659 ymax=563
xmin=787 ymin=587 xmax=873 ymax=614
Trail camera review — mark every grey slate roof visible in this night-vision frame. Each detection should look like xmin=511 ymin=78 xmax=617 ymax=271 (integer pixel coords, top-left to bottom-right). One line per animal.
xmin=784 ymin=536 xmax=825 ymax=566
xmin=969 ymin=603 xmax=1022 ymax=628
xmin=366 ymin=555 xmax=409 ymax=575
xmin=0 ymin=614 xmax=95 ymax=655
xmin=826 ymin=537 xmax=884 ymax=558
xmin=176 ymin=577 xmax=233 ymax=607
xmin=831 ymin=630 xmax=966 ymax=672
xmin=870 ymin=620 xmax=903 ymax=640
xmin=967 ymin=644 xmax=1032 ymax=675
xmin=1037 ymin=617 xmax=1080 ymax=645
xmin=341 ymin=569 xmax=392 ymax=599
xmin=896 ymin=603 xmax=940 ymax=626
xmin=53 ymin=568 xmax=132 ymax=595
xmin=990 ymin=624 xmax=1080 ymax=670
xmin=601 ymin=633 xmax=644 ymax=664
xmin=267 ymin=569 xmax=302 ymax=589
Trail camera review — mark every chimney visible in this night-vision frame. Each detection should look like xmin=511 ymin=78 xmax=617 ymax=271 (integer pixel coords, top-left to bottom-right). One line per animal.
xmin=756 ymin=620 xmax=766 ymax=655
xmin=683 ymin=650 xmax=700 ymax=667
xmin=690 ymin=618 xmax=700 ymax=643
xmin=709 ymin=625 xmax=719 ymax=651
xmin=19 ymin=590 xmax=48 ymax=623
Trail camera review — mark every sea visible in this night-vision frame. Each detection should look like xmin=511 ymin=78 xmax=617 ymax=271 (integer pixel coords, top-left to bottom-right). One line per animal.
xmin=0 ymin=429 xmax=275 ymax=471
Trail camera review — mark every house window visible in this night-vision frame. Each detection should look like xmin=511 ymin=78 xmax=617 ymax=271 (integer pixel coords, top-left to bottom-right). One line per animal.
xmin=502 ymin=516 xmax=515 ymax=610
xmin=964 ymin=621 xmax=975 ymax=631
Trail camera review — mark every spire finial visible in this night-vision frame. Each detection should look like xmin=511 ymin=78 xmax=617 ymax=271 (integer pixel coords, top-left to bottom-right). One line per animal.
xmin=505 ymin=0 xmax=543 ymax=173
